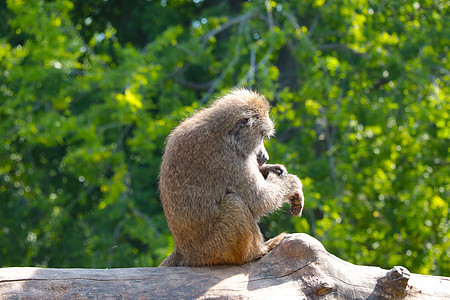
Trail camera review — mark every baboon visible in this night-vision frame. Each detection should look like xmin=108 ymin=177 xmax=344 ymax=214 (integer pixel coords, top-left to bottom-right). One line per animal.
xmin=159 ymin=89 xmax=304 ymax=267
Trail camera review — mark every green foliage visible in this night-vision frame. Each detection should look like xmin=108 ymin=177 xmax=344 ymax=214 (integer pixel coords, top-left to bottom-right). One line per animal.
xmin=1 ymin=0 xmax=448 ymax=275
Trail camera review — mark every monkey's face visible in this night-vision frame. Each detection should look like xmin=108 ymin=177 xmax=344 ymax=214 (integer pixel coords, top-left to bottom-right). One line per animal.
xmin=227 ymin=110 xmax=274 ymax=165
xmin=256 ymin=142 xmax=269 ymax=166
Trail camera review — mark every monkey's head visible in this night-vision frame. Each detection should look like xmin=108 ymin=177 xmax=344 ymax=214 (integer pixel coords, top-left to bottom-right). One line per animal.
xmin=210 ymin=89 xmax=274 ymax=165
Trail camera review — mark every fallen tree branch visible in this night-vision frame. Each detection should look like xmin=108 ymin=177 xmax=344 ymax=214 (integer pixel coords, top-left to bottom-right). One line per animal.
xmin=1 ymin=234 xmax=449 ymax=299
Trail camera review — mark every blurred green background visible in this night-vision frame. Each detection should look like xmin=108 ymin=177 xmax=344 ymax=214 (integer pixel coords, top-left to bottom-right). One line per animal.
xmin=0 ymin=0 xmax=448 ymax=275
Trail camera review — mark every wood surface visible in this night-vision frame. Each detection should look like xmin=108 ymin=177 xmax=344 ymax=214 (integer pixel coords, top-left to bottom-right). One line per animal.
xmin=1 ymin=233 xmax=449 ymax=299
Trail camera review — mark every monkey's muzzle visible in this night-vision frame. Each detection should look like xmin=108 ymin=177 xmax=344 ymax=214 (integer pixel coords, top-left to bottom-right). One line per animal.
xmin=257 ymin=148 xmax=269 ymax=166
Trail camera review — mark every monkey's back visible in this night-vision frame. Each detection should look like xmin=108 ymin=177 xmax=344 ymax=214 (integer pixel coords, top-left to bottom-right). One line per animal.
xmin=159 ymin=110 xmax=231 ymax=243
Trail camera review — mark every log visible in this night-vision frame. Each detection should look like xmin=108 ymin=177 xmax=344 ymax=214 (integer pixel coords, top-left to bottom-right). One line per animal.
xmin=1 ymin=233 xmax=449 ymax=299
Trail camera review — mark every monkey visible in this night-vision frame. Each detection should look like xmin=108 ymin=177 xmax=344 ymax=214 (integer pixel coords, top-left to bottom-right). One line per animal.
xmin=159 ymin=88 xmax=304 ymax=267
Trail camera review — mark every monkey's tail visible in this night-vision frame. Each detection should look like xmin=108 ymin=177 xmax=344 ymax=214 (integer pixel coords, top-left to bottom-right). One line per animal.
xmin=159 ymin=249 xmax=184 ymax=267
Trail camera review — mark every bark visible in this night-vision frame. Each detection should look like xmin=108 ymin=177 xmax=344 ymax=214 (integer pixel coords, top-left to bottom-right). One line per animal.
xmin=1 ymin=233 xmax=449 ymax=299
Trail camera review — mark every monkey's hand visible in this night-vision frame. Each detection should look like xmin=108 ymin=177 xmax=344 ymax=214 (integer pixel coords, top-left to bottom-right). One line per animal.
xmin=289 ymin=190 xmax=304 ymax=217
xmin=259 ymin=164 xmax=287 ymax=179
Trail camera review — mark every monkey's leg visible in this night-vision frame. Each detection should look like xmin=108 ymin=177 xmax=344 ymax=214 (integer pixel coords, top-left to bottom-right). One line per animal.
xmin=213 ymin=192 xmax=268 ymax=265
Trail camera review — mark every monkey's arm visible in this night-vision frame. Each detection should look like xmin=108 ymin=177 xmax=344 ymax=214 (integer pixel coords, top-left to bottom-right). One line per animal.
xmin=252 ymin=171 xmax=304 ymax=218
xmin=259 ymin=164 xmax=287 ymax=179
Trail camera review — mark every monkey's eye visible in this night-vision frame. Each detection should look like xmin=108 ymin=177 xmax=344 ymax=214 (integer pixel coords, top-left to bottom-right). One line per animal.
xmin=238 ymin=118 xmax=251 ymax=127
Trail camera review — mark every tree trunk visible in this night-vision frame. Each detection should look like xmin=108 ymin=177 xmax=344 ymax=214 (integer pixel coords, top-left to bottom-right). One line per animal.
xmin=1 ymin=234 xmax=449 ymax=299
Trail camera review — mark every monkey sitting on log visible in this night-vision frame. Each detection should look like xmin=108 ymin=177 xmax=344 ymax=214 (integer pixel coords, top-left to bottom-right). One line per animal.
xmin=159 ymin=89 xmax=304 ymax=267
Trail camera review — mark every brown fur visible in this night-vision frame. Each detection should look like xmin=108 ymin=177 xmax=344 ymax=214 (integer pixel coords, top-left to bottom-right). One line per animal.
xmin=159 ymin=89 xmax=304 ymax=267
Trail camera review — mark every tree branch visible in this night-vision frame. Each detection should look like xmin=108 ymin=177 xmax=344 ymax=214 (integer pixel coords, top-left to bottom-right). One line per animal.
xmin=318 ymin=43 xmax=367 ymax=56
xmin=201 ymin=11 xmax=258 ymax=49
xmin=201 ymin=21 xmax=246 ymax=103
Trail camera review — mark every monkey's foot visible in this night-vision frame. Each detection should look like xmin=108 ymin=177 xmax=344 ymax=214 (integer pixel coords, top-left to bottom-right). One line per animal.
xmin=289 ymin=191 xmax=304 ymax=217
xmin=264 ymin=232 xmax=287 ymax=251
